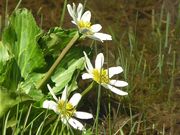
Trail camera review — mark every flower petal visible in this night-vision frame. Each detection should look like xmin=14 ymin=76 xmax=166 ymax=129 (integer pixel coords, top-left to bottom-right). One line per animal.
xmin=82 ymin=73 xmax=93 ymax=80
xmin=69 ymin=93 xmax=82 ymax=107
xmin=87 ymin=35 xmax=102 ymax=42
xmin=74 ymin=111 xmax=93 ymax=119
xmin=67 ymin=4 xmax=74 ymax=18
xmin=61 ymin=85 xmax=68 ymax=101
xmin=110 ymin=80 xmax=128 ymax=87
xmin=83 ymin=51 xmax=93 ymax=71
xmin=108 ymin=66 xmax=123 ymax=78
xmin=91 ymin=24 xmax=102 ymax=33
xmin=47 ymin=84 xmax=58 ymax=101
xmin=68 ymin=118 xmax=84 ymax=130
xmin=95 ymin=53 xmax=104 ymax=69
xmin=72 ymin=3 xmax=76 ymax=9
xmin=43 ymin=100 xmax=58 ymax=113
xmin=71 ymin=20 xmax=77 ymax=25
xmin=67 ymin=3 xmax=77 ymax=23
xmin=102 ymin=84 xmax=128 ymax=96
xmin=93 ymin=32 xmax=112 ymax=42
xmin=61 ymin=117 xmax=68 ymax=125
xmin=77 ymin=3 xmax=83 ymax=20
xmin=81 ymin=11 xmax=91 ymax=22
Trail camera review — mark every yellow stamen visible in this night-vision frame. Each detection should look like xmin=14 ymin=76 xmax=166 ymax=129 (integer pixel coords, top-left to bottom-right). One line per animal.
xmin=92 ymin=69 xmax=109 ymax=84
xmin=57 ymin=100 xmax=76 ymax=117
xmin=78 ymin=20 xmax=91 ymax=29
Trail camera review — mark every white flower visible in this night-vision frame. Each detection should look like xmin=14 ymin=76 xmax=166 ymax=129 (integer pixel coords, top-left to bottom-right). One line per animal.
xmin=67 ymin=3 xmax=112 ymax=42
xmin=82 ymin=52 xmax=128 ymax=96
xmin=43 ymin=85 xmax=93 ymax=131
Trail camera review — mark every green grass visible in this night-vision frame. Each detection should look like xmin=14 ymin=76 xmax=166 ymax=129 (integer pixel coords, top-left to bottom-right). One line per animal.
xmin=105 ymin=2 xmax=178 ymax=134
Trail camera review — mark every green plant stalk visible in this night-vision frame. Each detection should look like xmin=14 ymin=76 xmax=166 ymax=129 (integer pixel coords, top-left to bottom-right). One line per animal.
xmin=23 ymin=112 xmax=44 ymax=131
xmin=29 ymin=122 xmax=33 ymax=135
xmin=106 ymin=43 xmax=112 ymax=135
xmin=13 ymin=104 xmax=19 ymax=135
xmin=5 ymin=0 xmax=9 ymax=27
xmin=16 ymin=105 xmax=24 ymax=134
xmin=92 ymin=58 xmax=103 ymax=134
xmin=51 ymin=115 xmax=61 ymax=135
xmin=151 ymin=9 xmax=155 ymax=30
xmin=21 ymin=104 xmax=32 ymax=134
xmin=142 ymin=60 xmax=147 ymax=81
xmin=40 ymin=14 xmax=43 ymax=28
xmin=36 ymin=110 xmax=49 ymax=134
xmin=165 ymin=13 xmax=170 ymax=48
xmin=95 ymin=84 xmax=101 ymax=134
xmin=129 ymin=122 xmax=138 ymax=135
xmin=60 ymin=123 xmax=66 ymax=135
xmin=43 ymin=123 xmax=51 ymax=135
xmin=60 ymin=0 xmax=67 ymax=27
xmin=114 ymin=114 xmax=139 ymax=135
xmin=159 ymin=3 xmax=164 ymax=28
xmin=3 ymin=110 xmax=10 ymax=135
xmin=14 ymin=0 xmax=23 ymax=11
xmin=37 ymin=32 xmax=79 ymax=89
xmin=81 ymin=81 xmax=94 ymax=96
xmin=69 ymin=125 xmax=75 ymax=135
xmin=129 ymin=104 xmax=133 ymax=128
xmin=168 ymin=51 xmax=176 ymax=103
xmin=108 ymin=94 xmax=112 ymax=135
xmin=36 ymin=122 xmax=44 ymax=134
xmin=0 ymin=15 xmax=2 ymax=38
xmin=138 ymin=44 xmax=145 ymax=69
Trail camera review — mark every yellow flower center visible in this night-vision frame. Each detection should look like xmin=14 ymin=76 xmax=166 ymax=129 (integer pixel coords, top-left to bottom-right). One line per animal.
xmin=57 ymin=100 xmax=76 ymax=118
xmin=78 ymin=20 xmax=91 ymax=29
xmin=92 ymin=69 xmax=110 ymax=84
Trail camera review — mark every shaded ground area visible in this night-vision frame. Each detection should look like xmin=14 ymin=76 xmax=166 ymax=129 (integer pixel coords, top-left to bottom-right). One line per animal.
xmin=1 ymin=0 xmax=180 ymax=134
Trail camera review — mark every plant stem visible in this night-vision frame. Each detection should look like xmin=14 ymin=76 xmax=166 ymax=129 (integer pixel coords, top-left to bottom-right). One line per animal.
xmin=60 ymin=0 xmax=67 ymax=27
xmin=3 ymin=110 xmax=11 ymax=135
xmin=37 ymin=32 xmax=79 ymax=89
xmin=81 ymin=81 xmax=94 ymax=96
xmin=95 ymin=84 xmax=101 ymax=134
xmin=168 ymin=51 xmax=176 ymax=104
xmin=14 ymin=0 xmax=23 ymax=11
xmin=51 ymin=115 xmax=60 ymax=135
xmin=108 ymin=93 xmax=112 ymax=135
xmin=5 ymin=0 xmax=9 ymax=27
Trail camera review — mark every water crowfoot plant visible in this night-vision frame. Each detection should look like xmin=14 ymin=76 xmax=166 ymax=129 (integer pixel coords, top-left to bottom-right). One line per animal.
xmin=43 ymin=84 xmax=93 ymax=131
xmin=0 ymin=1 xmax=129 ymax=134
xmin=82 ymin=52 xmax=128 ymax=95
xmin=67 ymin=3 xmax=112 ymax=42
xmin=37 ymin=3 xmax=113 ymax=90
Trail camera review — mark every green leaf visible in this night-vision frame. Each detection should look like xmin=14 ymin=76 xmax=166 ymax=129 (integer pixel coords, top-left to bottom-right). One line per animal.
xmin=3 ymin=8 xmax=46 ymax=79
xmin=38 ymin=27 xmax=77 ymax=57
xmin=51 ymin=47 xmax=85 ymax=93
xmin=0 ymin=86 xmax=31 ymax=118
xmin=0 ymin=41 xmax=11 ymax=83
xmin=18 ymin=73 xmax=45 ymax=101
xmin=52 ymin=57 xmax=84 ymax=93
xmin=0 ymin=41 xmax=10 ymax=64
xmin=0 ymin=41 xmax=20 ymax=90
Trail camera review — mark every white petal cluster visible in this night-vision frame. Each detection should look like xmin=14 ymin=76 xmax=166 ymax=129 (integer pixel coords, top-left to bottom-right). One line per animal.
xmin=67 ymin=3 xmax=112 ymax=42
xmin=43 ymin=85 xmax=93 ymax=130
xmin=82 ymin=52 xmax=128 ymax=96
